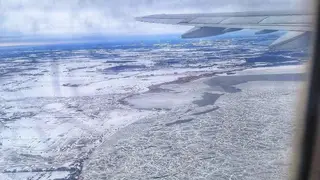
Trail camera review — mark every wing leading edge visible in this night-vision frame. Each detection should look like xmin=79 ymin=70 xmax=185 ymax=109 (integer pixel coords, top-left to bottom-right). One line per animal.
xmin=136 ymin=11 xmax=314 ymax=49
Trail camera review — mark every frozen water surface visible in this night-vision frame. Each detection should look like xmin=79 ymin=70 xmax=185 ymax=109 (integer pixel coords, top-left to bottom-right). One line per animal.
xmin=82 ymin=74 xmax=300 ymax=180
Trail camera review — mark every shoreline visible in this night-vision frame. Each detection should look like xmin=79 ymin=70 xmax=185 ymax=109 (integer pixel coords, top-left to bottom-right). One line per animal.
xmin=81 ymin=66 xmax=303 ymax=179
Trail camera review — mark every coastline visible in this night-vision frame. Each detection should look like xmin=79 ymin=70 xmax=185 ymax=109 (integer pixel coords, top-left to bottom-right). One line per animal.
xmin=81 ymin=65 xmax=304 ymax=179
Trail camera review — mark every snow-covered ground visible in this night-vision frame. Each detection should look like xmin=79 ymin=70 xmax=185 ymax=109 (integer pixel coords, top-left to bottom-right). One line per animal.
xmin=0 ymin=38 xmax=307 ymax=179
xmin=82 ymin=66 xmax=304 ymax=180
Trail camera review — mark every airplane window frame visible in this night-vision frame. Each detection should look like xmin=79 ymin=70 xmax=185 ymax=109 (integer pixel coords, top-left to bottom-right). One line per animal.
xmin=294 ymin=2 xmax=320 ymax=180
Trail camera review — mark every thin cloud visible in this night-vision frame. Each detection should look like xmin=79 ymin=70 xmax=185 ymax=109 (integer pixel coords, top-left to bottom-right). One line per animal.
xmin=0 ymin=0 xmax=308 ymax=36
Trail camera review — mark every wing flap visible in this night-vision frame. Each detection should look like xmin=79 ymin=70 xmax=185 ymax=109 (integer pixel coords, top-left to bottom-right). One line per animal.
xmin=220 ymin=16 xmax=267 ymax=24
xmin=189 ymin=17 xmax=225 ymax=24
xmin=270 ymin=31 xmax=310 ymax=50
xmin=260 ymin=15 xmax=312 ymax=24
xmin=223 ymin=28 xmax=243 ymax=33
xmin=181 ymin=27 xmax=226 ymax=38
xmin=255 ymin=29 xmax=278 ymax=34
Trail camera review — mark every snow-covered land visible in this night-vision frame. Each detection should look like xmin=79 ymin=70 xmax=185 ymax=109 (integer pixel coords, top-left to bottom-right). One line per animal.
xmin=0 ymin=37 xmax=307 ymax=179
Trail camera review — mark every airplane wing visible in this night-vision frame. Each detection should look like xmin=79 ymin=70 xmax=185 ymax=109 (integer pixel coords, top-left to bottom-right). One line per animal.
xmin=136 ymin=11 xmax=314 ymax=49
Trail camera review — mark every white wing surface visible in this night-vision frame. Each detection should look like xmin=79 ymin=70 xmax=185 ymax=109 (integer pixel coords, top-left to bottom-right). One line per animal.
xmin=136 ymin=11 xmax=314 ymax=49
